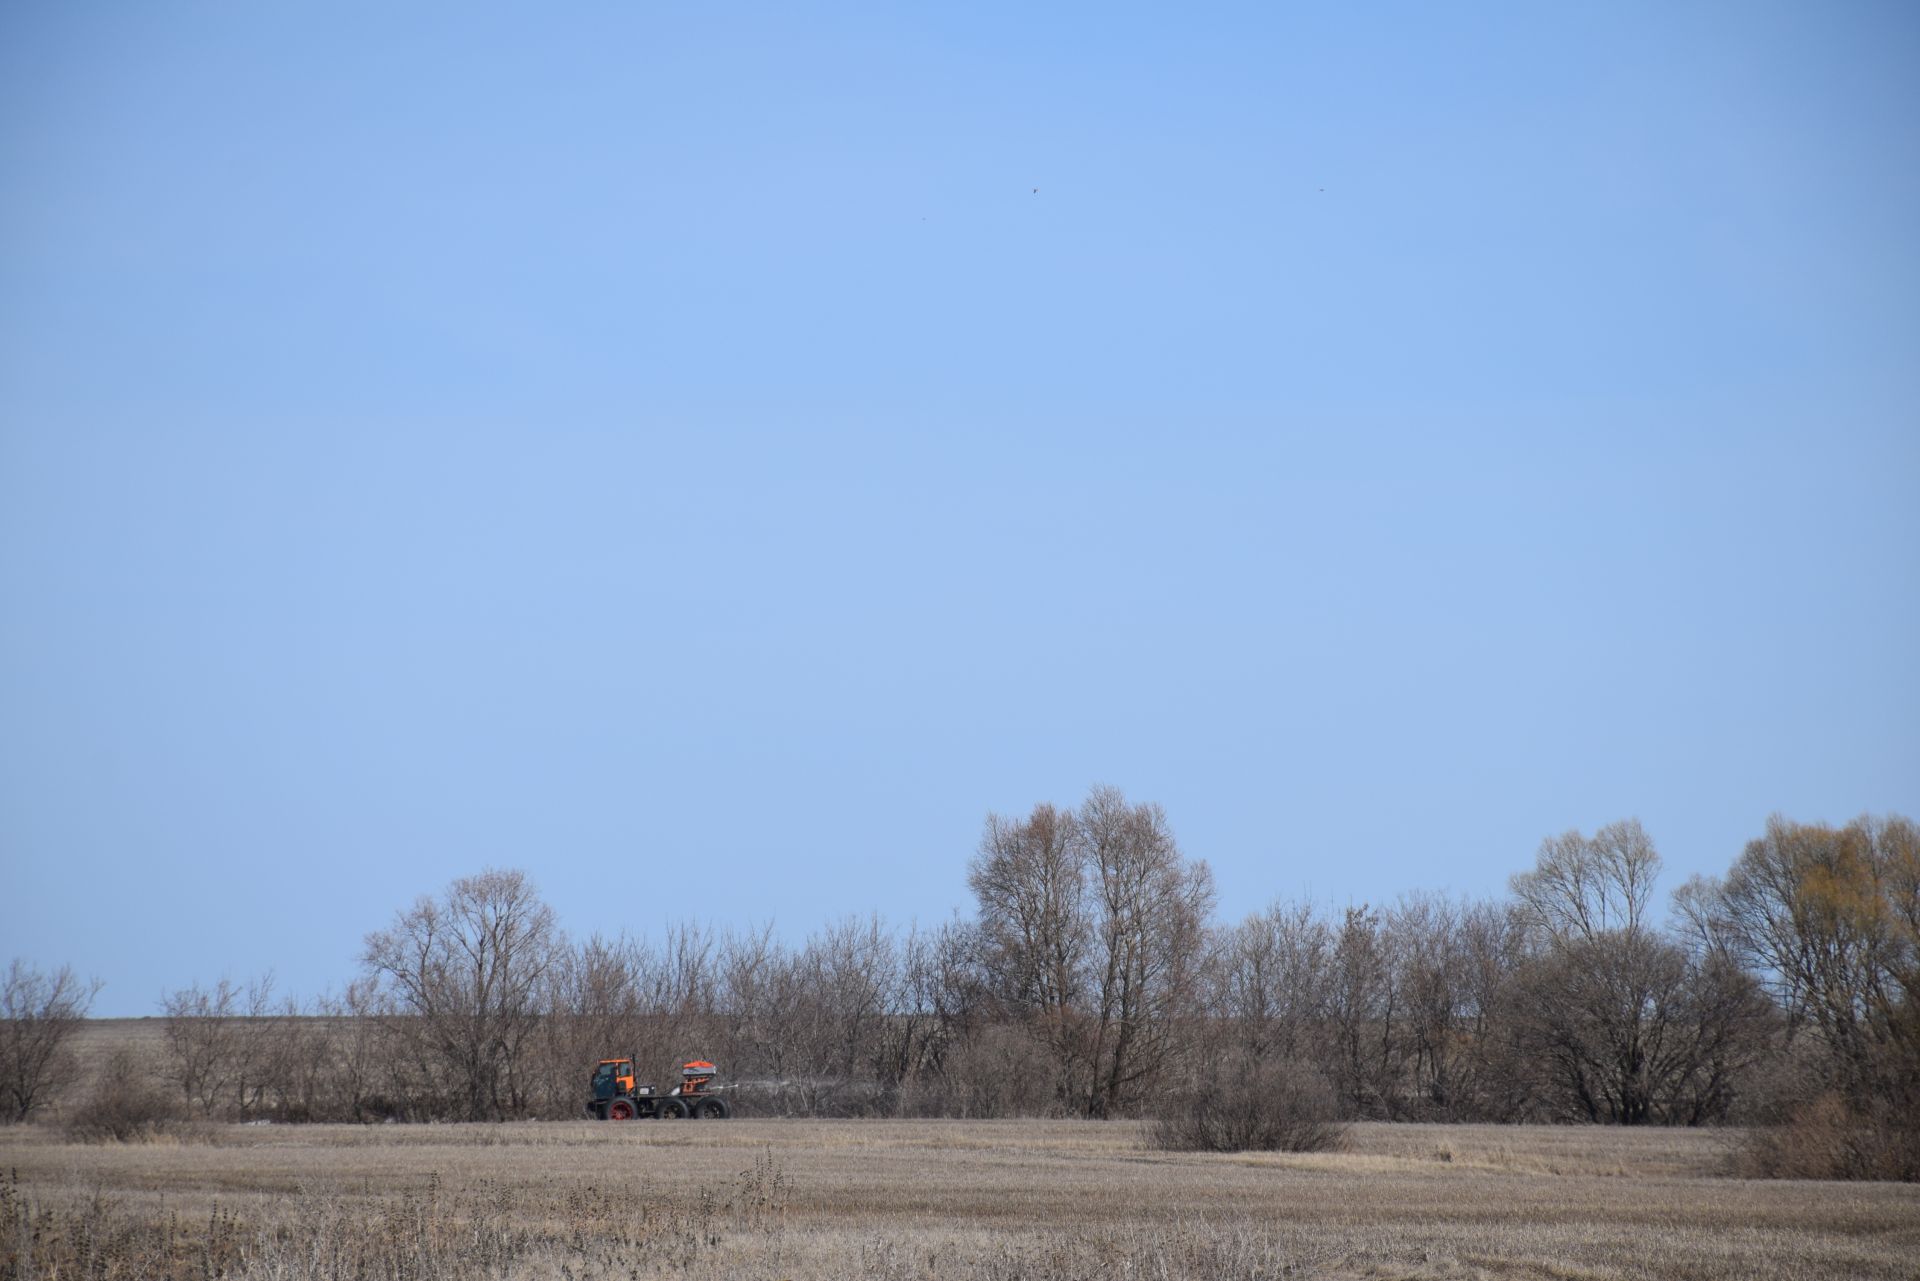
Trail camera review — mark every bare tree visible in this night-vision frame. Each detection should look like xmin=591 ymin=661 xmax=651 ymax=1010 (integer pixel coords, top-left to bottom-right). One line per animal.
xmin=229 ymin=975 xmax=281 ymax=1118
xmin=1451 ymin=898 xmax=1535 ymax=1120
xmin=161 ymin=978 xmax=243 ymax=1116
xmin=885 ymin=922 xmax=960 ymax=1105
xmin=716 ymin=922 xmax=781 ymax=1078
xmin=1077 ymin=786 xmax=1215 ymax=1117
xmin=1503 ymin=821 xmax=1774 ymax=1124
xmin=1668 ymin=948 xmax=1775 ymax=1125
xmin=805 ymin=915 xmax=899 ymax=1082
xmin=1387 ymin=894 xmax=1465 ymax=1116
xmin=1670 ymin=873 xmax=1739 ymax=961
xmin=299 ymin=979 xmax=394 ymax=1121
xmin=1508 ymin=822 xmax=1668 ymax=1123
xmin=896 ymin=919 xmax=995 ymax=1114
xmin=362 ymin=868 xmax=560 ymax=1120
xmin=1511 ymin=819 xmax=1661 ymax=943
xmin=1327 ymin=905 xmax=1400 ymax=1117
xmin=967 ymin=790 xmax=1214 ymax=1118
xmin=158 ymin=974 xmax=285 ymax=1120
xmin=1 ymin=961 xmax=100 ymax=1122
xmin=968 ymin=802 xmax=1092 ymax=1109
xmin=260 ymin=991 xmax=331 ymax=1121
xmin=1705 ymin=814 xmax=1919 ymax=1111
xmin=1513 ymin=931 xmax=1667 ymax=1123
xmin=1212 ymin=900 xmax=1333 ymax=1065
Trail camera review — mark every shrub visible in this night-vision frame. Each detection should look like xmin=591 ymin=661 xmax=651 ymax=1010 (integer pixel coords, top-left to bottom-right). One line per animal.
xmin=1735 ymin=1092 xmax=1920 ymax=1182
xmin=61 ymin=1048 xmax=189 ymax=1142
xmin=1152 ymin=1055 xmax=1348 ymax=1154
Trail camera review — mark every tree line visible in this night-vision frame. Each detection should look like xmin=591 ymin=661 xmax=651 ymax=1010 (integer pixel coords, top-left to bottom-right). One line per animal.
xmin=4 ymin=792 xmax=1914 ymax=1173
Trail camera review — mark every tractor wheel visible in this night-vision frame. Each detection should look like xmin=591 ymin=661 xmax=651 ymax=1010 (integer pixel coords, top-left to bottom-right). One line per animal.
xmin=658 ymin=1098 xmax=688 ymax=1120
xmin=694 ymin=1096 xmax=730 ymax=1120
xmin=607 ymin=1098 xmax=638 ymax=1121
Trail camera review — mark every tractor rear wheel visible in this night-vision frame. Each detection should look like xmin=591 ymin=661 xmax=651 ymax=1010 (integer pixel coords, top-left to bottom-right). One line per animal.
xmin=658 ymin=1098 xmax=688 ymax=1119
xmin=607 ymin=1098 xmax=637 ymax=1121
xmin=694 ymin=1096 xmax=730 ymax=1120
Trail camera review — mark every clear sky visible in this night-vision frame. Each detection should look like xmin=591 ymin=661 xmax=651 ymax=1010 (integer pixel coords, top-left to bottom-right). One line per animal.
xmin=2 ymin=2 xmax=1915 ymax=1016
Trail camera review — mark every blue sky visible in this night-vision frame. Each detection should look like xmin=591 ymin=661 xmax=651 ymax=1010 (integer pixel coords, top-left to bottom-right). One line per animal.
xmin=2 ymin=1 xmax=1915 ymax=1015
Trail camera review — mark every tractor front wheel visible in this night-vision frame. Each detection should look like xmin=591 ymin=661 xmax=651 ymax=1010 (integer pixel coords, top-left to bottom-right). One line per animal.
xmin=607 ymin=1098 xmax=637 ymax=1121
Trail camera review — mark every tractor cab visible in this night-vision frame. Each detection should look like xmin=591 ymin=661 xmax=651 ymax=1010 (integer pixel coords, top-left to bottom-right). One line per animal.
xmin=587 ymin=1058 xmax=660 ymax=1120
xmin=590 ymin=1059 xmax=636 ymax=1104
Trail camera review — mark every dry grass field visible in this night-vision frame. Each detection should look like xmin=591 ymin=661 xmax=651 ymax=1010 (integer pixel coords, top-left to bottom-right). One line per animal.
xmin=4 ymin=1118 xmax=1917 ymax=1280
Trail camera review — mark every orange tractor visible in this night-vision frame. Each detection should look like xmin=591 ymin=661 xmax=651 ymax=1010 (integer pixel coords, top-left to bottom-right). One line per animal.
xmin=587 ymin=1058 xmax=731 ymax=1120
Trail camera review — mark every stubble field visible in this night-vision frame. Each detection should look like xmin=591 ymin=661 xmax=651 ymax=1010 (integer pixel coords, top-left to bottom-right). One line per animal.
xmin=3 ymin=1118 xmax=1917 ymax=1280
